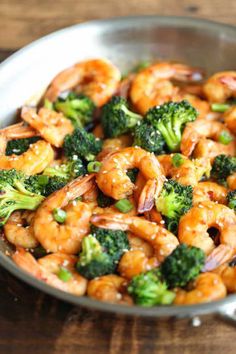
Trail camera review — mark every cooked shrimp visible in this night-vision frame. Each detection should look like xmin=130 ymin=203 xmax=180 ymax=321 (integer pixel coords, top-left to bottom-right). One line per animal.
xmin=91 ymin=213 xmax=179 ymax=262
xmin=227 ymin=173 xmax=236 ymax=190
xmin=97 ymin=135 xmax=132 ymax=161
xmin=157 ymin=154 xmax=200 ymax=186
xmin=0 ymin=122 xmax=37 ymax=154
xmin=130 ymin=62 xmax=203 ymax=114
xmin=181 ymin=119 xmax=233 ymax=157
xmin=224 ymin=106 xmax=236 ymax=135
xmin=203 ymin=71 xmax=236 ymax=102
xmin=0 ymin=140 xmax=54 ymax=174
xmin=4 ymin=211 xmax=37 ymax=248
xmin=44 ymin=59 xmax=121 ymax=106
xmin=33 ymin=175 xmax=94 ymax=254
xmin=193 ymin=138 xmax=235 ymax=161
xmin=118 ymin=250 xmax=158 ymax=280
xmin=12 ymin=248 xmax=87 ymax=296
xmin=96 ymin=147 xmax=165 ymax=213
xmin=174 ymin=273 xmax=226 ymax=305
xmin=214 ymin=260 xmax=236 ymax=293
xmin=128 ymin=233 xmax=155 ymax=257
xmin=21 ymin=107 xmax=74 ymax=148
xmin=182 ymin=94 xmax=210 ymax=119
xmin=87 ymin=274 xmax=132 ymax=304
xmin=178 ymin=201 xmax=236 ymax=257
xmin=193 ymin=182 xmax=228 ymax=205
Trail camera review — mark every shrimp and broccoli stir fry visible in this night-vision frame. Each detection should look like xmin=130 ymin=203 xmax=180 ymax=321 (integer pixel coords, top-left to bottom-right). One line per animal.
xmin=1 ymin=58 xmax=235 ymax=307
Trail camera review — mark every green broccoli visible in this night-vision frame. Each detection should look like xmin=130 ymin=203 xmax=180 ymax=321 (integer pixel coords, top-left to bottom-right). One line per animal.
xmin=155 ymin=179 xmax=193 ymax=234
xmin=101 ymin=96 xmax=142 ymax=138
xmin=54 ymin=92 xmax=95 ymax=128
xmin=63 ymin=127 xmax=102 ymax=161
xmin=42 ymin=177 xmax=67 ymax=197
xmin=126 ymin=168 xmax=139 ymax=183
xmin=160 ymin=244 xmax=205 ymax=288
xmin=43 ymin=157 xmax=86 ymax=180
xmin=0 ymin=169 xmax=45 ymax=225
xmin=127 ymin=268 xmax=175 ymax=307
xmin=6 ymin=137 xmax=40 ymax=156
xmin=145 ymin=100 xmax=197 ymax=152
xmin=211 ymin=154 xmax=236 ymax=184
xmin=133 ymin=120 xmax=166 ymax=153
xmin=25 ymin=174 xmax=67 ymax=197
xmin=76 ymin=235 xmax=115 ymax=279
xmin=97 ymin=190 xmax=114 ymax=208
xmin=227 ymin=190 xmax=236 ymax=211
xmin=90 ymin=225 xmax=130 ymax=263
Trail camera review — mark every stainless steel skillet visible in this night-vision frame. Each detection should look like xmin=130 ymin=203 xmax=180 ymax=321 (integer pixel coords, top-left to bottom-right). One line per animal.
xmin=0 ymin=15 xmax=236 ymax=322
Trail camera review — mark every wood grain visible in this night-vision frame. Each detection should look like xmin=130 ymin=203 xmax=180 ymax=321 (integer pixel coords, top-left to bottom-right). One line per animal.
xmin=0 ymin=0 xmax=236 ymax=50
xmin=1 ymin=1 xmax=236 ymax=353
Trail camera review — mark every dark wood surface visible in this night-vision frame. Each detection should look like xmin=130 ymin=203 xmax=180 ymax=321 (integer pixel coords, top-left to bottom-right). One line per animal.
xmin=1 ymin=1 xmax=236 ymax=353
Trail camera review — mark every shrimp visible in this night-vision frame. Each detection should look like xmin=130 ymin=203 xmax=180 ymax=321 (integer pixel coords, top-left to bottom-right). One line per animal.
xmin=174 ymin=273 xmax=226 ymax=305
xmin=193 ymin=138 xmax=235 ymax=161
xmin=33 ymin=175 xmax=94 ymax=254
xmin=118 ymin=250 xmax=158 ymax=280
xmin=224 ymin=106 xmax=236 ymax=135
xmin=4 ymin=211 xmax=37 ymax=248
xmin=130 ymin=62 xmax=203 ymax=114
xmin=178 ymin=201 xmax=236 ymax=258
xmin=0 ymin=122 xmax=38 ymax=154
xmin=44 ymin=59 xmax=121 ymax=106
xmin=128 ymin=233 xmax=155 ymax=257
xmin=157 ymin=154 xmax=200 ymax=186
xmin=21 ymin=107 xmax=74 ymax=148
xmin=180 ymin=119 xmax=234 ymax=157
xmin=227 ymin=173 xmax=236 ymax=190
xmin=91 ymin=213 xmax=179 ymax=262
xmin=87 ymin=274 xmax=132 ymax=304
xmin=0 ymin=140 xmax=54 ymax=174
xmin=96 ymin=147 xmax=165 ymax=213
xmin=193 ymin=182 xmax=228 ymax=205
xmin=214 ymin=260 xmax=236 ymax=293
xmin=203 ymin=71 xmax=236 ymax=102
xmin=12 ymin=248 xmax=87 ymax=296
xmin=96 ymin=135 xmax=132 ymax=161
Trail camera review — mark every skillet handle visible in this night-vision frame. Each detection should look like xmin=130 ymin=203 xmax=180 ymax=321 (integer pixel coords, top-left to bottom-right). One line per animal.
xmin=217 ymin=305 xmax=236 ymax=325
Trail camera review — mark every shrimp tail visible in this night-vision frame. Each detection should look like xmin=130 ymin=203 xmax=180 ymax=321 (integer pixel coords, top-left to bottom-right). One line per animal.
xmin=220 ymin=76 xmax=236 ymax=90
xmin=12 ymin=247 xmax=44 ymax=279
xmin=137 ymin=179 xmax=157 ymax=213
xmin=91 ymin=213 xmax=129 ymax=231
xmin=203 ymin=245 xmax=234 ymax=272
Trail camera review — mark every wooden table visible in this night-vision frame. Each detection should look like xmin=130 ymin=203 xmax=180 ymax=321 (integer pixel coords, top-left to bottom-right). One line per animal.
xmin=0 ymin=1 xmax=236 ymax=353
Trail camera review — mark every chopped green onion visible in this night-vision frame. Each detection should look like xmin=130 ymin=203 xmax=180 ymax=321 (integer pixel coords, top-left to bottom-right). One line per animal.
xmin=53 ymin=208 xmax=67 ymax=223
xmin=211 ymin=103 xmax=230 ymax=113
xmin=44 ymin=99 xmax=54 ymax=110
xmin=218 ymin=130 xmax=233 ymax=145
xmin=132 ymin=60 xmax=151 ymax=73
xmin=172 ymin=153 xmax=184 ymax=167
xmin=37 ymin=175 xmax=49 ymax=186
xmin=115 ymin=199 xmax=133 ymax=213
xmin=58 ymin=267 xmax=72 ymax=282
xmin=87 ymin=161 xmax=102 ymax=173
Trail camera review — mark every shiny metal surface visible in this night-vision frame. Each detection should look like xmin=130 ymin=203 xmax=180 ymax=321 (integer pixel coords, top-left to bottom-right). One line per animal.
xmin=0 ymin=15 xmax=236 ymax=318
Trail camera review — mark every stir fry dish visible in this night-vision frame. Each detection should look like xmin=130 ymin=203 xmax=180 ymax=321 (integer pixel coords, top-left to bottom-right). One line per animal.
xmin=1 ymin=58 xmax=236 ymax=307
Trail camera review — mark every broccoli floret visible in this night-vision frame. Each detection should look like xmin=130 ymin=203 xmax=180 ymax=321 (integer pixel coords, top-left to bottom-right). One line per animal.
xmin=63 ymin=128 xmax=102 ymax=161
xmin=97 ymin=190 xmax=114 ymax=208
xmin=155 ymin=179 xmax=193 ymax=234
xmin=160 ymin=244 xmax=205 ymax=288
xmin=145 ymin=100 xmax=197 ymax=152
xmin=126 ymin=168 xmax=139 ymax=183
xmin=133 ymin=120 xmax=166 ymax=153
xmin=76 ymin=235 xmax=115 ymax=279
xmin=0 ymin=169 xmax=45 ymax=225
xmin=43 ymin=176 xmax=67 ymax=197
xmin=211 ymin=155 xmax=236 ymax=183
xmin=227 ymin=190 xmax=236 ymax=211
xmin=43 ymin=158 xmax=86 ymax=180
xmin=101 ymin=96 xmax=142 ymax=138
xmin=54 ymin=92 xmax=95 ymax=128
xmin=128 ymin=268 xmax=175 ymax=307
xmin=6 ymin=137 xmax=40 ymax=156
xmin=90 ymin=225 xmax=130 ymax=263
